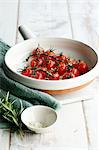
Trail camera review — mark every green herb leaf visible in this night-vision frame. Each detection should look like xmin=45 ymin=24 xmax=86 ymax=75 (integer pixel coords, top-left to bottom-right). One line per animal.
xmin=46 ymin=71 xmax=52 ymax=76
xmin=0 ymin=92 xmax=25 ymax=138
xmin=67 ymin=63 xmax=73 ymax=70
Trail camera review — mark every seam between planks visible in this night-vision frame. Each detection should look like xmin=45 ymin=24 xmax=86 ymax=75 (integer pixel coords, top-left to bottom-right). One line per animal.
xmin=61 ymin=98 xmax=93 ymax=106
xmin=15 ymin=0 xmax=21 ymax=44
xmin=9 ymin=130 xmax=11 ymax=150
xmin=82 ymin=100 xmax=90 ymax=149
xmin=66 ymin=0 xmax=74 ymax=39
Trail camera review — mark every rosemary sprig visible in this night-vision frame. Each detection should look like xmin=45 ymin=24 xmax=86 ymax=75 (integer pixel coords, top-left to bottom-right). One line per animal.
xmin=0 ymin=92 xmax=24 ymax=138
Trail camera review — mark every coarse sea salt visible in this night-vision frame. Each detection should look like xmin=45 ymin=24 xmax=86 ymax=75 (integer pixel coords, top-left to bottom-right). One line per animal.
xmin=29 ymin=121 xmax=47 ymax=128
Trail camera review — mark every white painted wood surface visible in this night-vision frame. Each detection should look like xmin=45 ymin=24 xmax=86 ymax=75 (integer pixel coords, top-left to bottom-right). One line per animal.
xmin=10 ymin=103 xmax=88 ymax=149
xmin=0 ymin=0 xmax=19 ymax=45
xmin=0 ymin=129 xmax=10 ymax=150
xmin=0 ymin=0 xmax=99 ymax=149
xmin=67 ymin=1 xmax=99 ymax=149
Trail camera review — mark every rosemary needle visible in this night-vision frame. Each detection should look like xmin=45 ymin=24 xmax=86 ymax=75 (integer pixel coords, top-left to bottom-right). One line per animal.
xmin=0 ymin=92 xmax=24 ymax=138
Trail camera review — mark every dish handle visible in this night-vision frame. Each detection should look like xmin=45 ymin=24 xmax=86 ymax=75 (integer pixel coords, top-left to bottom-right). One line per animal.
xmin=18 ymin=25 xmax=36 ymax=40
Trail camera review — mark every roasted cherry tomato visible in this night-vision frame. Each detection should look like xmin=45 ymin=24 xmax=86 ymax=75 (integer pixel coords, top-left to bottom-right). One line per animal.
xmin=78 ymin=60 xmax=88 ymax=74
xmin=71 ymin=59 xmax=79 ymax=68
xmin=49 ymin=72 xmax=60 ymax=80
xmin=39 ymin=67 xmax=47 ymax=72
xmin=45 ymin=50 xmax=56 ymax=56
xmin=30 ymin=60 xmax=37 ymax=67
xmin=21 ymin=47 xmax=88 ymax=80
xmin=37 ymin=58 xmax=43 ymax=66
xmin=47 ymin=60 xmax=55 ymax=70
xmin=56 ymin=53 xmax=68 ymax=63
xmin=57 ymin=62 xmax=66 ymax=75
xmin=62 ymin=72 xmax=71 ymax=79
xmin=21 ymin=68 xmax=32 ymax=76
xmin=31 ymin=71 xmax=46 ymax=80
xmin=70 ymin=68 xmax=80 ymax=77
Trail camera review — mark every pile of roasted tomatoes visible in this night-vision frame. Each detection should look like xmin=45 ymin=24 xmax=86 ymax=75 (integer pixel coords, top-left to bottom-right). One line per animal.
xmin=21 ymin=46 xmax=88 ymax=80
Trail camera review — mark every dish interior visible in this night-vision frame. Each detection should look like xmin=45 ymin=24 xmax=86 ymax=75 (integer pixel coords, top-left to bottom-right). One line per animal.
xmin=5 ymin=38 xmax=97 ymax=74
xmin=21 ymin=106 xmax=57 ymax=128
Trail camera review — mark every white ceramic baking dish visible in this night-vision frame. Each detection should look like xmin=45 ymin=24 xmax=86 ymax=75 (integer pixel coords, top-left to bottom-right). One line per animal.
xmin=4 ymin=37 xmax=98 ymax=94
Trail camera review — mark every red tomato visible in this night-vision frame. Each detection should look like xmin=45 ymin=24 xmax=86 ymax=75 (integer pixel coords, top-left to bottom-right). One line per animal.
xmin=37 ymin=58 xmax=43 ymax=66
xmin=71 ymin=59 xmax=79 ymax=68
xmin=47 ymin=60 xmax=55 ymax=70
xmin=45 ymin=50 xmax=55 ymax=56
xmin=30 ymin=60 xmax=37 ymax=67
xmin=78 ymin=60 xmax=88 ymax=74
xmin=70 ymin=68 xmax=80 ymax=77
xmin=70 ymin=73 xmax=76 ymax=78
xmin=39 ymin=54 xmax=45 ymax=60
xmin=57 ymin=62 xmax=66 ymax=75
xmin=36 ymin=71 xmax=46 ymax=79
xmin=47 ymin=56 xmax=56 ymax=61
xmin=49 ymin=72 xmax=60 ymax=80
xmin=62 ymin=68 xmax=80 ymax=79
xmin=62 ymin=72 xmax=71 ymax=79
xmin=21 ymin=68 xmax=32 ymax=76
xmin=56 ymin=53 xmax=68 ymax=63
xmin=39 ymin=55 xmax=47 ymax=66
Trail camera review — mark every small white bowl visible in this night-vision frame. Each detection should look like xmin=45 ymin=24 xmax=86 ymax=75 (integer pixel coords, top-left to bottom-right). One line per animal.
xmin=21 ymin=105 xmax=57 ymax=133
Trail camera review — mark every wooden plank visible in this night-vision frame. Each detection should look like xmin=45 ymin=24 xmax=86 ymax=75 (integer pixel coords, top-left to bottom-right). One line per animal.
xmin=82 ymin=78 xmax=99 ymax=149
xmin=67 ymin=0 xmax=99 ymax=50
xmin=82 ymin=99 xmax=98 ymax=150
xmin=97 ymin=77 xmax=99 ymax=149
xmin=0 ymin=129 xmax=10 ymax=150
xmin=53 ymin=80 xmax=96 ymax=105
xmin=10 ymin=102 xmax=88 ymax=149
xmin=0 ymin=0 xmax=19 ymax=150
xmin=67 ymin=0 xmax=99 ymax=148
xmin=17 ymin=0 xmax=72 ymax=43
xmin=0 ymin=0 xmax=19 ymax=45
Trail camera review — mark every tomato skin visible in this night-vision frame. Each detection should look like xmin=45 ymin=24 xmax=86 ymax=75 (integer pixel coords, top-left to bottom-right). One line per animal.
xmin=70 ymin=68 xmax=80 ymax=77
xmin=37 ymin=58 xmax=43 ymax=66
xmin=47 ymin=60 xmax=55 ymax=70
xmin=39 ymin=67 xmax=47 ymax=72
xmin=56 ymin=54 xmax=67 ymax=63
xmin=49 ymin=72 xmax=60 ymax=80
xmin=57 ymin=62 xmax=66 ymax=75
xmin=39 ymin=54 xmax=45 ymax=61
xmin=30 ymin=60 xmax=37 ymax=67
xmin=21 ymin=68 xmax=31 ymax=76
xmin=71 ymin=60 xmax=79 ymax=68
xmin=36 ymin=71 xmax=43 ymax=79
xmin=31 ymin=71 xmax=46 ymax=79
xmin=45 ymin=50 xmax=55 ymax=56
xmin=78 ymin=61 xmax=88 ymax=74
xmin=53 ymin=72 xmax=60 ymax=80
xmin=62 ymin=68 xmax=80 ymax=79
xmin=62 ymin=72 xmax=71 ymax=79
xmin=47 ymin=56 xmax=56 ymax=61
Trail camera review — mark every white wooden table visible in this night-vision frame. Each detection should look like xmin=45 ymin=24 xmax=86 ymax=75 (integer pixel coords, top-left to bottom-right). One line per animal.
xmin=0 ymin=0 xmax=99 ymax=149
